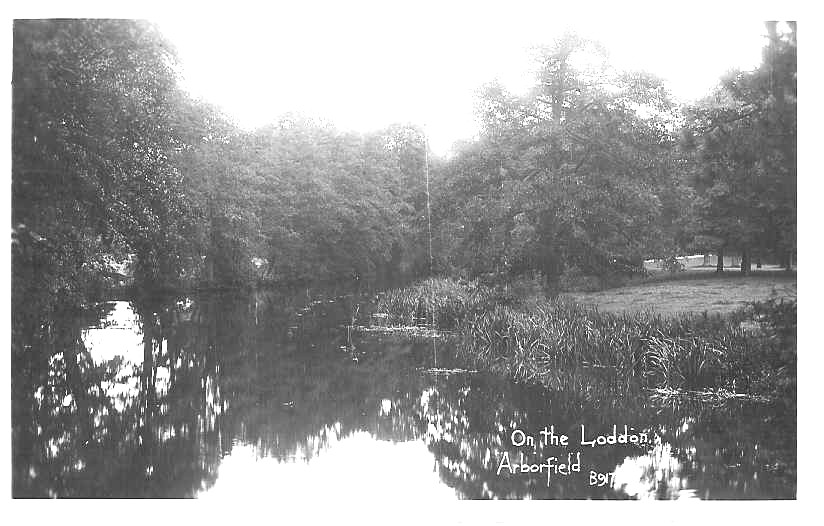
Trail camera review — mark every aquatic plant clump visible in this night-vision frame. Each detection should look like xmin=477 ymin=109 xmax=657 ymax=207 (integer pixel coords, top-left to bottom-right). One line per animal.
xmin=461 ymin=299 xmax=795 ymax=397
xmin=375 ymin=277 xmax=518 ymax=330
xmin=376 ymin=278 xmax=796 ymax=399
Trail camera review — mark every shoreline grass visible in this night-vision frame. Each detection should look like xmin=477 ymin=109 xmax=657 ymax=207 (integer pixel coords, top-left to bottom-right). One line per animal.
xmin=373 ymin=277 xmax=796 ymax=401
xmin=375 ymin=277 xmax=520 ymax=329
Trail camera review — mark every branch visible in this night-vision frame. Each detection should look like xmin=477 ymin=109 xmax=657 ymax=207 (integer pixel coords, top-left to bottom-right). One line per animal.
xmin=574 ymin=146 xmax=592 ymax=174
xmin=697 ymin=105 xmax=762 ymax=135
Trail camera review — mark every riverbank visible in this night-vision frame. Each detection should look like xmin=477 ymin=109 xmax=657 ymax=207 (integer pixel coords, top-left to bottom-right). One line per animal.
xmin=372 ymin=277 xmax=797 ymax=402
xmin=562 ymin=272 xmax=797 ymax=316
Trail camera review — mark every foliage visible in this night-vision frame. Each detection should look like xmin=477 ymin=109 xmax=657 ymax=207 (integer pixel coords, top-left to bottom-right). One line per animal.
xmin=376 ymin=278 xmax=795 ymax=397
xmin=682 ymin=22 xmax=796 ymax=269
xmin=14 ymin=21 xmax=796 ymax=300
xmin=12 ymin=21 xmax=797 ymax=374
xmin=13 ymin=19 xmax=190 ymax=309
xmin=460 ymin=298 xmax=795 ymax=397
xmin=13 ymin=19 xmax=438 ymax=307
xmin=433 ymin=34 xmax=691 ymax=288
xmin=375 ymin=277 xmax=514 ymax=329
xmin=244 ymin=119 xmax=426 ymax=283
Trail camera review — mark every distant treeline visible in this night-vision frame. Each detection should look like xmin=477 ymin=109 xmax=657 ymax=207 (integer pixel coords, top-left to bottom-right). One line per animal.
xmin=12 ymin=20 xmax=796 ymax=317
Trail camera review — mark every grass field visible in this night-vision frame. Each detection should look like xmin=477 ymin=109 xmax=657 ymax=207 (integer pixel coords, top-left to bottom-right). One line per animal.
xmin=562 ymin=271 xmax=797 ymax=315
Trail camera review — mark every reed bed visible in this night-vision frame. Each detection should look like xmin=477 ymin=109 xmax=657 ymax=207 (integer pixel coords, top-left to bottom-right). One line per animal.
xmin=460 ymin=299 xmax=795 ymax=397
xmin=375 ymin=277 xmax=517 ymax=330
xmin=374 ymin=278 xmax=796 ymax=399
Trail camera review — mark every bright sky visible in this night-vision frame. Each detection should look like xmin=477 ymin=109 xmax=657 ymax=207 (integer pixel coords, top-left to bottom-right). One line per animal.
xmin=153 ymin=4 xmax=769 ymax=155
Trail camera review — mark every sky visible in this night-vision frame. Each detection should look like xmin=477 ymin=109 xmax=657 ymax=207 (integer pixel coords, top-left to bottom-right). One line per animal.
xmin=152 ymin=4 xmax=770 ymax=155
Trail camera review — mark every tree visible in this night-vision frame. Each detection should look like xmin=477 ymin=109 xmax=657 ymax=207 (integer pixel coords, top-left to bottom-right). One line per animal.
xmin=13 ymin=19 xmax=190 ymax=312
xmin=172 ymin=97 xmax=264 ymax=286
xmin=437 ymin=34 xmax=687 ymax=288
xmin=227 ymin=118 xmax=421 ymax=284
xmin=683 ymin=22 xmax=796 ymax=273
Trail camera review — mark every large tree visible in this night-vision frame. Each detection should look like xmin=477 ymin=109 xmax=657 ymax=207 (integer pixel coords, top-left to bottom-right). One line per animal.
xmin=437 ymin=34 xmax=688 ymax=288
xmin=12 ymin=19 xmax=190 ymax=310
xmin=683 ymin=22 xmax=796 ymax=273
xmin=229 ymin=118 xmax=426 ymax=284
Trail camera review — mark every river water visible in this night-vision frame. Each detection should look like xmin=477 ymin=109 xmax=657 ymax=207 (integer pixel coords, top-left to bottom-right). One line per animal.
xmin=11 ymin=290 xmax=796 ymax=499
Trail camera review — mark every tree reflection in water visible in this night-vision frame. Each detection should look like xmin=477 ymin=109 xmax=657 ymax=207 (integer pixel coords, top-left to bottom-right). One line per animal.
xmin=11 ymin=291 xmax=796 ymax=498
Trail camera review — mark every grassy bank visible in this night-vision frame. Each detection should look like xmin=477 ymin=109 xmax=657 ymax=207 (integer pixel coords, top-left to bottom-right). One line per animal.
xmin=374 ymin=278 xmax=796 ymax=400
xmin=562 ymin=273 xmax=796 ymax=316
xmin=559 ymin=262 xmax=795 ymax=293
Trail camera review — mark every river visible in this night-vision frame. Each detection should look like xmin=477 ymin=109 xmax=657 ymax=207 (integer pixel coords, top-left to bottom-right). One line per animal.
xmin=11 ymin=289 xmax=796 ymax=499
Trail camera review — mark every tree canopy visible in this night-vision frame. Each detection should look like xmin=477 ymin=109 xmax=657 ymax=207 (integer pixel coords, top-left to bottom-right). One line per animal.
xmin=682 ymin=22 xmax=796 ymax=272
xmin=12 ymin=20 xmax=797 ymax=315
xmin=434 ymin=35 xmax=692 ymax=287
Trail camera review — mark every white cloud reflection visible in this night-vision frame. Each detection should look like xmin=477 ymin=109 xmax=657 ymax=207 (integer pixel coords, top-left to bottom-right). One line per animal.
xmin=198 ymin=430 xmax=458 ymax=502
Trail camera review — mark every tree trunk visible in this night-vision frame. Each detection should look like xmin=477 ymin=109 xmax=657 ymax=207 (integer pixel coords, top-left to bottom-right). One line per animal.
xmin=205 ymin=197 xmax=217 ymax=283
xmin=757 ymin=237 xmax=764 ymax=268
xmin=716 ymin=247 xmax=724 ymax=273
xmin=740 ymin=247 xmax=751 ymax=275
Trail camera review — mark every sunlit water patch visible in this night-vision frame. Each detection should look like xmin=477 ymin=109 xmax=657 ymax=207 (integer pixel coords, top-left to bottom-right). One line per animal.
xmin=199 ymin=432 xmax=458 ymax=501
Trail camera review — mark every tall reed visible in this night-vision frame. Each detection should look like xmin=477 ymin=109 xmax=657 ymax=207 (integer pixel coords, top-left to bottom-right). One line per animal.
xmin=375 ymin=277 xmax=516 ymax=330
xmin=375 ymin=278 xmax=796 ymax=397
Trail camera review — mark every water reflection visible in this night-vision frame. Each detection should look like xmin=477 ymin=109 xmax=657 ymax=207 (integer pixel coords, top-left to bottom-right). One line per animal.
xmin=11 ymin=290 xmax=796 ymax=499
xmin=199 ymin=434 xmax=457 ymax=502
